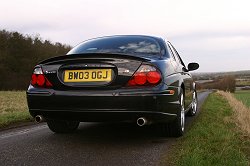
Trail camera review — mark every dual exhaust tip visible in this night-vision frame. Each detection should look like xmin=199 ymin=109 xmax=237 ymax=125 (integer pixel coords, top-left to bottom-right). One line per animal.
xmin=137 ymin=117 xmax=147 ymax=127
xmin=35 ymin=115 xmax=148 ymax=126
xmin=35 ymin=115 xmax=45 ymax=123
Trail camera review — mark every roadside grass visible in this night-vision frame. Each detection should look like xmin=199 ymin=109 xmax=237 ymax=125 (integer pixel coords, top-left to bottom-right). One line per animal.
xmin=162 ymin=93 xmax=250 ymax=166
xmin=218 ymin=91 xmax=250 ymax=136
xmin=234 ymin=90 xmax=250 ymax=108
xmin=0 ymin=91 xmax=33 ymax=128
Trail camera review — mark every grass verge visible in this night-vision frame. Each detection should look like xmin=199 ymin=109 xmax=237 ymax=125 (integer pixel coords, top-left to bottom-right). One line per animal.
xmin=0 ymin=91 xmax=33 ymax=128
xmin=219 ymin=91 xmax=250 ymax=135
xmin=162 ymin=93 xmax=250 ymax=166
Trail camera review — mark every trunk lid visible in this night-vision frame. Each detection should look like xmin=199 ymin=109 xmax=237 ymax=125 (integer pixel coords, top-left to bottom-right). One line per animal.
xmin=40 ymin=53 xmax=151 ymax=90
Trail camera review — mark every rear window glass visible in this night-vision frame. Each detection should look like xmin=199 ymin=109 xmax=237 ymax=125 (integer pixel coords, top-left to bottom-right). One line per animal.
xmin=67 ymin=36 xmax=161 ymax=55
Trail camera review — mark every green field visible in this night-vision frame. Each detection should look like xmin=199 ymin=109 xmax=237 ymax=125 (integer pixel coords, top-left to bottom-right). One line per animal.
xmin=0 ymin=91 xmax=32 ymax=128
xmin=234 ymin=90 xmax=250 ymax=108
xmin=162 ymin=93 xmax=249 ymax=166
xmin=236 ymin=80 xmax=250 ymax=86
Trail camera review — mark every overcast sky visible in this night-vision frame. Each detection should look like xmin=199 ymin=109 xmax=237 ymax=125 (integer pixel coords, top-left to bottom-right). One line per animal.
xmin=1 ymin=0 xmax=249 ymax=72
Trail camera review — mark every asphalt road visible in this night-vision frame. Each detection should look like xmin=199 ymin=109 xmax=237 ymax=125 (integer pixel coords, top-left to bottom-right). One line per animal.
xmin=0 ymin=91 xmax=211 ymax=166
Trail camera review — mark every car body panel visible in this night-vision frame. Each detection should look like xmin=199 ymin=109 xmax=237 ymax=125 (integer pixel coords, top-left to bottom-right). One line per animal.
xmin=27 ymin=86 xmax=180 ymax=122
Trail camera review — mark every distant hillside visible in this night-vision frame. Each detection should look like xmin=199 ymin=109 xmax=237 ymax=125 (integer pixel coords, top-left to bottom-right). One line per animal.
xmin=192 ymin=70 xmax=250 ymax=80
xmin=0 ymin=29 xmax=71 ymax=90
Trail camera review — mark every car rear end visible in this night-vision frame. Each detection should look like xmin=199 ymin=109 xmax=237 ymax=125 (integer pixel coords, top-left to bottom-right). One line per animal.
xmin=26 ymin=35 xmax=181 ymax=132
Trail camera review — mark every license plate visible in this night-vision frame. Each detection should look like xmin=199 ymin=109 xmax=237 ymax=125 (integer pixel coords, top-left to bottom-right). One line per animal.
xmin=64 ymin=69 xmax=112 ymax=82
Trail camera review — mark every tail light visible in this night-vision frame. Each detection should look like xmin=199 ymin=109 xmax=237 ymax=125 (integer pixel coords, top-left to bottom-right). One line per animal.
xmin=127 ymin=65 xmax=161 ymax=86
xmin=31 ymin=67 xmax=53 ymax=88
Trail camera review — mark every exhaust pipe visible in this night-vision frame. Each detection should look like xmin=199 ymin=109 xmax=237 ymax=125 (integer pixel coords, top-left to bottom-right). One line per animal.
xmin=35 ymin=115 xmax=44 ymax=123
xmin=137 ymin=117 xmax=147 ymax=127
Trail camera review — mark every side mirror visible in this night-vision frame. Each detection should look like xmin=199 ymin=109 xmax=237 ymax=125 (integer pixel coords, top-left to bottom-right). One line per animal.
xmin=188 ymin=62 xmax=199 ymax=71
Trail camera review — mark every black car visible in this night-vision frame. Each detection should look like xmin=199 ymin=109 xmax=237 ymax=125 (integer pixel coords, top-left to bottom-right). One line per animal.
xmin=27 ymin=35 xmax=199 ymax=137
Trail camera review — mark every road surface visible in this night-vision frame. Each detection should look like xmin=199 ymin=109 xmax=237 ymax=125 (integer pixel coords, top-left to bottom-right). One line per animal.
xmin=0 ymin=91 xmax=211 ymax=166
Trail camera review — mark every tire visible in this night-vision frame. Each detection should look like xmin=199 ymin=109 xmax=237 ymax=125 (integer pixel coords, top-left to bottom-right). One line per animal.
xmin=162 ymin=89 xmax=185 ymax=137
xmin=187 ymin=90 xmax=198 ymax=116
xmin=47 ymin=119 xmax=80 ymax=133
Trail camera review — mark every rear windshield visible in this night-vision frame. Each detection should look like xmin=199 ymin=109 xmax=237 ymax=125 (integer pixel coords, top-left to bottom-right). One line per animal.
xmin=67 ymin=36 xmax=161 ymax=55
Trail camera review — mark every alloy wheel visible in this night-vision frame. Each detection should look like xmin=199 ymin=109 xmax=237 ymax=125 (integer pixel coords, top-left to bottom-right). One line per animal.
xmin=192 ymin=91 xmax=197 ymax=114
xmin=180 ymin=93 xmax=185 ymax=132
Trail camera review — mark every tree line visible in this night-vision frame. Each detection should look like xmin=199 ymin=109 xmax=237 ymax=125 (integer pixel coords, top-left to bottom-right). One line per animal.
xmin=0 ymin=29 xmax=71 ymax=90
xmin=197 ymin=75 xmax=236 ymax=93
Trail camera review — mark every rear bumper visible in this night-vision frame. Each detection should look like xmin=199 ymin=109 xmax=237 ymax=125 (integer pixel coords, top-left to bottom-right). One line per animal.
xmin=27 ymin=86 xmax=180 ymax=123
